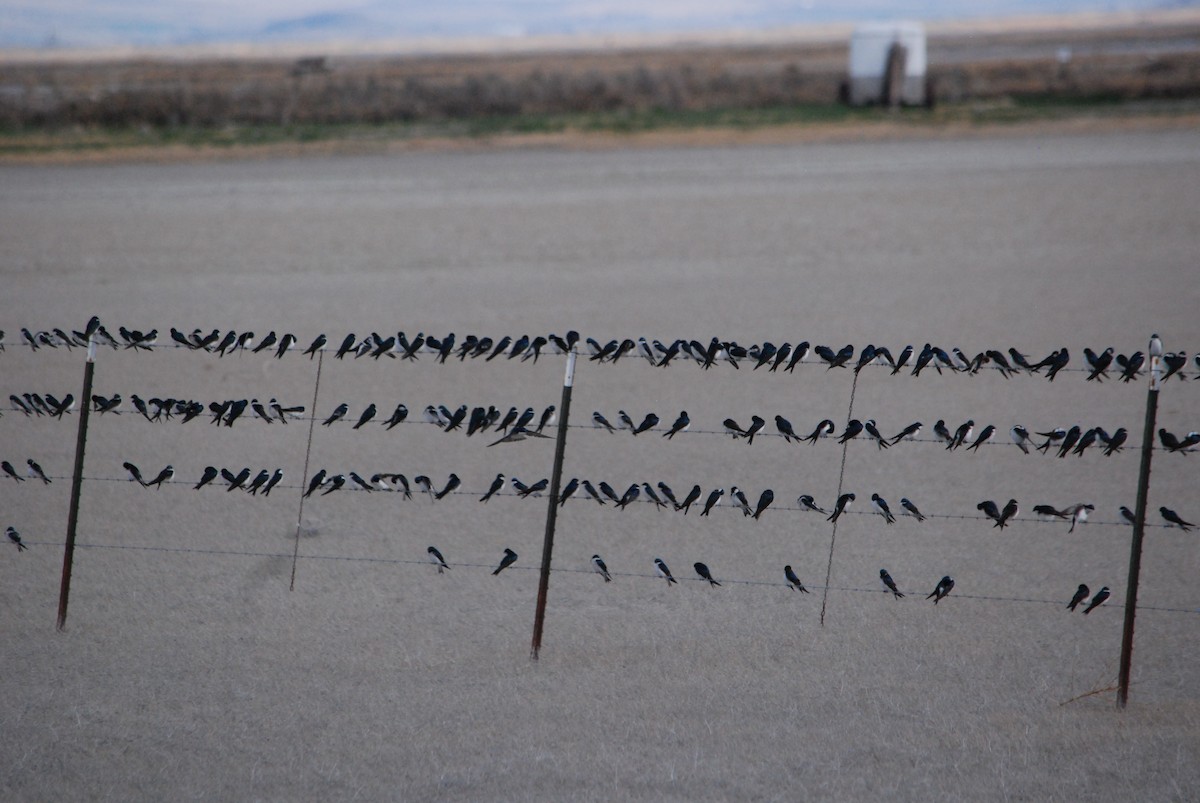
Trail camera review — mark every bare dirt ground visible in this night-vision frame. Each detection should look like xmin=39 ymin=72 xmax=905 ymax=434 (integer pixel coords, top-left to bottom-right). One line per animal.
xmin=1 ymin=127 xmax=1199 ymax=800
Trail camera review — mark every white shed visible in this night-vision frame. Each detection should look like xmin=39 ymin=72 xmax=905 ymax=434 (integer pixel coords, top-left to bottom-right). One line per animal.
xmin=848 ymin=21 xmax=926 ymax=106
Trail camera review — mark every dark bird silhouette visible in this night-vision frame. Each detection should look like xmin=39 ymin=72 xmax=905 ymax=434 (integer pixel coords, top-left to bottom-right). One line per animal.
xmin=880 ymin=569 xmax=904 ymax=599
xmin=427 ymin=546 xmax=450 ymax=573
xmin=591 ymin=554 xmax=612 ymax=582
xmin=694 ymin=562 xmax=720 ymax=587
xmin=784 ymin=565 xmax=809 ymax=593
xmin=654 ymin=558 xmax=677 ymax=585
xmin=1067 ymin=584 xmax=1090 ymax=612
xmin=927 ymin=576 xmax=954 ymax=604
xmin=7 ymin=526 xmax=29 ymax=552
xmin=493 ymin=548 xmax=518 ymax=576
xmin=1082 ymin=586 xmax=1111 ymax=614
xmin=827 ymin=493 xmax=854 ymax=522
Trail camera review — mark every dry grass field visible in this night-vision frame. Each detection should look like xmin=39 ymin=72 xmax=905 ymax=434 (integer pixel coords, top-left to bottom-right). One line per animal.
xmin=1 ymin=126 xmax=1199 ymax=800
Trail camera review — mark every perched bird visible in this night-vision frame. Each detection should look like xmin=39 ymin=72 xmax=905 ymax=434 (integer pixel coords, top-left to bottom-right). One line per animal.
xmin=632 ymin=412 xmax=659 ymax=436
xmin=1160 ymin=506 xmax=1195 ymax=531
xmin=124 ymin=461 xmax=148 ymax=486
xmin=870 ymin=493 xmax=896 ymax=524
xmin=828 ymin=492 xmax=855 ymax=523
xmin=435 ymin=473 xmax=461 ymax=500
xmin=641 ymin=483 xmax=667 ymax=509
xmin=891 ymin=345 xmax=914 ymax=375
xmin=654 ymin=557 xmax=678 ymax=586
xmin=948 ymin=420 xmax=975 ymax=450
xmin=1082 ymin=586 xmax=1111 ymax=615
xmin=7 ymin=526 xmax=28 ymax=552
xmin=676 ymin=484 xmax=702 ymax=514
xmin=700 ymin=488 xmax=725 ymax=516
xmin=598 ymin=482 xmax=622 ymax=505
xmin=592 ymin=411 xmax=616 ymax=433
xmin=261 ymin=469 xmax=284 ymax=497
xmin=927 ymin=576 xmax=954 ymax=604
xmin=837 ymin=419 xmax=864 ymax=444
xmin=723 ymin=418 xmax=747 ymax=439
xmin=1036 ymin=428 xmax=1068 ymax=454
xmin=1066 ymin=503 xmax=1095 ymax=533
xmin=616 ymin=483 xmax=640 ymax=509
xmin=1010 ymin=425 xmax=1033 ymax=455
xmin=303 ymin=334 xmax=327 ymax=358
xmin=224 ymin=467 xmax=252 ymax=492
xmin=145 ymin=465 xmax=174 ymax=489
xmin=347 ymin=472 xmax=374 ymax=493
xmin=752 ymin=489 xmax=775 ymax=520
xmin=1067 ymin=584 xmax=1090 ymax=612
xmin=797 ymin=494 xmax=826 ymax=514
xmin=997 ymin=498 xmax=1019 ymax=528
xmin=194 ymin=466 xmax=219 ymax=490
xmin=581 ymin=480 xmax=607 ymax=505
xmin=492 ymin=548 xmax=518 ymax=576
xmin=1119 ymin=506 xmax=1137 ymax=526
xmin=591 ymin=555 xmax=612 ymax=582
xmin=353 ymin=404 xmax=377 ymax=430
xmin=322 ymin=403 xmax=349 ymax=426
xmin=427 ymin=546 xmax=450 ymax=574
xmin=1118 ymin=351 xmax=1145 ymax=383
xmin=656 ymin=482 xmax=679 ymax=509
xmin=864 ymin=419 xmax=890 ymax=450
xmin=1 ymin=461 xmax=23 ymax=482
xmin=663 ymin=411 xmax=690 ymax=439
xmin=784 ymin=565 xmax=809 ymax=593
xmin=890 ymin=422 xmax=922 ymax=445
xmin=558 ymin=477 xmax=580 ymax=507
xmin=25 ymin=459 xmax=51 ymax=484
xmin=966 ymin=424 xmax=996 ymax=452
xmin=729 ymin=487 xmax=752 ymax=516
xmin=933 ymin=420 xmax=953 ymax=446
xmin=802 ymin=419 xmax=835 ymax=444
xmin=880 ymin=569 xmax=904 ymax=599
xmin=383 ymin=403 xmax=409 ymax=430
xmin=775 ymin=415 xmax=799 ymax=443
xmin=744 ymin=415 xmax=766 ymax=444
xmin=900 ymin=497 xmax=926 ymax=522
xmin=977 ymin=500 xmax=1002 ymax=526
xmin=694 ymin=562 xmax=720 ymax=587
xmin=304 ymin=469 xmax=327 ymax=498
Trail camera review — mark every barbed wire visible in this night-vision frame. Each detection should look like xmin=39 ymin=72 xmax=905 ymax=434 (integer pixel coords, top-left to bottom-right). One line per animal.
xmin=12 ymin=538 xmax=1200 ymax=616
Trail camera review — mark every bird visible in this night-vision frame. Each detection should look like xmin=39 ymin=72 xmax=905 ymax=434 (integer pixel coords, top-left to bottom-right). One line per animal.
xmin=890 ymin=422 xmax=923 ymax=445
xmin=224 ymin=467 xmax=252 ymax=492
xmin=1082 ymin=586 xmax=1111 ymax=615
xmin=663 ymin=411 xmax=690 ymax=439
xmin=1066 ymin=503 xmax=1095 ymax=533
xmin=977 ymin=500 xmax=1002 ymax=526
xmin=536 ymin=405 xmax=556 ymax=433
xmin=592 ymin=411 xmax=616 ymax=432
xmin=353 ymin=404 xmax=377 ymax=430
xmin=797 ymin=495 xmax=826 ymax=514
xmin=383 ymin=403 xmax=409 ymax=430
xmin=427 ymin=546 xmax=450 ymax=574
xmin=828 ymin=493 xmax=855 ymax=522
xmin=194 ymin=466 xmax=219 ymax=490
xmin=1119 ymin=506 xmax=1137 ymax=526
xmin=519 ymin=478 xmax=550 ymax=499
xmin=558 ymin=477 xmax=580 ymax=507
xmin=870 ymin=493 xmax=896 ymax=524
xmin=303 ymin=333 xmax=327 ymax=358
xmin=486 ymin=425 xmax=551 ymax=447
xmin=598 ymin=482 xmax=622 ymax=505
xmin=1067 ymin=584 xmax=1090 ymax=612
xmin=1118 ymin=351 xmax=1145 ymax=382
xmin=1010 ymin=425 xmax=1033 ymax=455
xmin=435 ymin=473 xmax=461 ymax=500
xmin=774 ymin=415 xmax=799 ymax=443
xmin=350 ymin=471 xmax=376 ymax=493
xmin=723 ymin=418 xmax=747 ymax=439
xmin=261 ymin=469 xmax=284 ymax=497
xmin=837 ymin=419 xmax=863 ymax=444
xmin=304 ymin=469 xmax=327 ymax=498
xmin=632 ymin=412 xmax=659 ymax=436
xmin=25 ymin=459 xmax=51 ymax=484
xmin=1160 ymin=507 xmax=1195 ymax=531
xmin=676 ymin=484 xmax=702 ymax=514
xmin=581 ymin=480 xmax=606 ymax=505
xmin=700 ymin=488 xmax=724 ymax=516
xmin=656 ymin=482 xmax=679 ymax=509
xmin=997 ymin=498 xmax=1019 ymax=528
xmin=641 ymin=483 xmax=667 ymax=509
xmin=784 ymin=565 xmax=809 ymax=592
xmin=591 ymin=554 xmax=612 ymax=582
xmin=933 ymin=420 xmax=953 ymax=446
xmin=654 ymin=557 xmax=677 ymax=586
xmin=744 ymin=415 xmax=766 ymax=444
xmin=492 ymin=548 xmax=518 ymax=576
xmin=899 ymin=497 xmax=926 ymax=522
xmin=752 ymin=489 xmax=774 ymax=520
xmin=927 ymin=576 xmax=954 ymax=604
xmin=891 ymin=345 xmax=914 ymax=375
xmin=880 ymin=569 xmax=904 ymax=598
xmin=729 ymin=487 xmax=752 ymax=516
xmin=802 ymin=419 xmax=835 ymax=444
xmin=123 ymin=461 xmax=148 ymax=486
xmin=863 ymin=419 xmax=890 ymax=449
xmin=1 ymin=461 xmax=23 ymax=482
xmin=1085 ymin=347 xmax=1115 ymax=381
xmin=1162 ymin=351 xmax=1188 ymax=382
xmin=966 ymin=425 xmax=996 ymax=452
xmin=948 ymin=420 xmax=975 ymax=450
xmin=145 ymin=465 xmax=174 ymax=489
xmin=694 ymin=562 xmax=720 ymax=587
xmin=616 ymin=483 xmax=640 ymax=509
xmin=322 ymin=403 xmax=349 ymax=426
xmin=7 ymin=526 xmax=28 ymax=552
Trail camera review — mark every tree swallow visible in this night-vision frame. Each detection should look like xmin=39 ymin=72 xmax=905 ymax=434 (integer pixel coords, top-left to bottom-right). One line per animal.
xmin=784 ymin=565 xmax=809 ymax=592
xmin=880 ymin=569 xmax=904 ymax=598
xmin=654 ymin=557 xmax=677 ymax=585
xmin=492 ymin=548 xmax=518 ymax=575
xmin=927 ymin=576 xmax=954 ymax=604
xmin=592 ymin=554 xmax=612 ymax=582
xmin=1082 ymin=586 xmax=1110 ymax=614
xmin=1067 ymin=583 xmax=1089 ymax=612
xmin=428 ymin=546 xmax=450 ymax=573
xmin=694 ymin=562 xmax=720 ymax=587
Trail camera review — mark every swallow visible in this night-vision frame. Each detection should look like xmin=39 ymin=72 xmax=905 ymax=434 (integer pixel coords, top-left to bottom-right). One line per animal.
xmin=382 ymin=403 xmax=409 ymax=430
xmin=864 ymin=419 xmax=890 ymax=449
xmin=1160 ymin=507 xmax=1195 ymax=531
xmin=591 ymin=554 xmax=612 ymax=582
xmin=390 ymin=474 xmax=412 ymax=499
xmin=1067 ymin=503 xmax=1095 ymax=533
xmin=752 ymin=489 xmax=775 ymax=520
xmin=25 ymin=459 xmax=51 ymax=484
xmin=966 ymin=424 xmax=996 ymax=452
xmin=487 ymin=425 xmax=551 ymax=447
xmin=558 ymin=477 xmax=580 ymax=506
xmin=195 ymin=466 xmax=219 ymax=489
xmin=744 ymin=415 xmax=766 ymax=444
xmin=654 ymin=557 xmax=678 ymax=585
xmin=261 ymin=469 xmax=284 ymax=497
xmin=1067 ymin=584 xmax=1090 ymax=612
xmin=774 ymin=415 xmax=799 ymax=443
xmin=884 ymin=344 xmax=911 ymax=375
xmin=1118 ymin=351 xmax=1145 ymax=382
xmin=730 ymin=487 xmax=752 ymax=516
xmin=890 ymin=422 xmax=922 ymax=445
xmin=828 ymin=493 xmax=854 ymax=522
xmin=933 ymin=420 xmax=953 ymax=446
xmin=536 ymin=405 xmax=557 ymax=434
xmin=273 ymin=333 xmax=297 ymax=358
xmin=1035 ymin=427 xmax=1066 ymax=454
xmin=676 ymin=484 xmax=702 ymax=513
xmin=302 ymin=333 xmax=327 ymax=358
xmin=694 ymin=562 xmax=720 ymax=587
xmin=1044 ymin=348 xmax=1070 ymax=381
xmin=802 ymin=419 xmax=835 ymax=444
xmin=322 ymin=403 xmax=348 ymax=426
xmin=784 ymin=341 xmax=809 ymax=372
xmin=700 ymin=488 xmax=725 ymax=516
xmin=592 ymin=411 xmax=616 ymax=433
xmin=1056 ymin=425 xmax=1082 ymax=458
xmin=427 ymin=546 xmax=450 ymax=573
xmin=797 ymin=494 xmax=826 ymax=514
xmin=2 ymin=461 xmax=23 ymax=482
xmin=870 ymin=493 xmax=895 ymax=524
xmin=493 ymin=548 xmax=518 ymax=576
xmin=784 ymin=565 xmax=809 ymax=592
xmin=1158 ymin=429 xmax=1188 ymax=453
xmin=1084 ymin=347 xmax=1114 ymax=381
xmin=145 ymin=465 xmax=174 ymax=489
xmin=853 ymin=344 xmax=877 ymax=374
xmin=1071 ymin=428 xmax=1101 ymax=457
xmin=581 ymin=480 xmax=606 ymax=505
xmin=641 ymin=483 xmax=667 ymax=509
xmin=7 ymin=526 xmax=28 ymax=552
xmin=352 ymin=404 xmax=377 ymax=430
xmin=9 ymin=395 xmax=33 ymax=416
xmin=224 ymin=467 xmax=253 ymax=491
xmin=616 ymin=483 xmax=641 ymax=509
xmin=435 ymin=473 xmax=461 ymax=500
xmin=1009 ymin=425 xmax=1033 ymax=454
xmin=633 ymin=412 xmax=659 ymax=436
xmin=304 ymin=469 xmax=327 ymax=498
xmin=723 ymin=418 xmax=747 ymax=439
xmin=1119 ymin=506 xmax=1136 ymax=526
xmin=656 ymin=482 xmax=680 ymax=509
xmin=245 ymin=469 xmax=271 ymax=495
xmin=948 ymin=420 xmax=974 ymax=450
xmin=520 ymin=478 xmax=550 ymax=499
xmin=837 ymin=419 xmax=863 ymax=444
xmin=880 ymin=569 xmax=904 ymax=598
xmin=818 ymin=344 xmax=854 ymax=369
xmin=927 ymin=576 xmax=954 ymax=604
xmin=1082 ymin=586 xmax=1110 ymax=614
xmin=977 ymin=500 xmax=1002 ymax=526
xmin=911 ymin=344 xmax=937 ymax=377
xmin=900 ymin=497 xmax=926 ymax=521
xmin=1162 ymin=351 xmax=1188 ymax=381
xmin=124 ymin=461 xmax=148 ymax=486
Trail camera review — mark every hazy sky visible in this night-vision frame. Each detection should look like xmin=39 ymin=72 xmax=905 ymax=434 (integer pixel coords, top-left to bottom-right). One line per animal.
xmin=2 ymin=1 xmax=1188 ymax=48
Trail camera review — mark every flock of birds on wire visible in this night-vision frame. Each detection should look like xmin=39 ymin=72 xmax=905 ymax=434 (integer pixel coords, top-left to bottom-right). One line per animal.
xmin=4 ymin=318 xmax=1199 ymax=383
